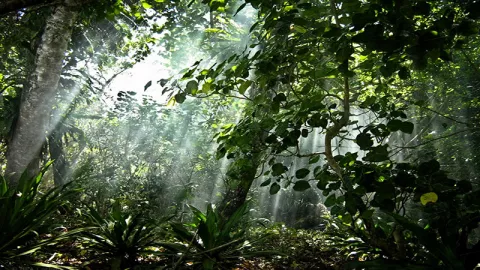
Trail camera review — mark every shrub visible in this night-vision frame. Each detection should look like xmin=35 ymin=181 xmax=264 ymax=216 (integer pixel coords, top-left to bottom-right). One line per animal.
xmin=0 ymin=164 xmax=79 ymax=267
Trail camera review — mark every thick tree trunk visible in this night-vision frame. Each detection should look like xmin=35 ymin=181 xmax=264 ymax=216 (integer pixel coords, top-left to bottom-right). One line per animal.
xmin=5 ymin=3 xmax=77 ymax=186
xmin=218 ymin=151 xmax=262 ymax=220
xmin=217 ymin=86 xmax=267 ymax=221
xmin=0 ymin=0 xmax=51 ymax=15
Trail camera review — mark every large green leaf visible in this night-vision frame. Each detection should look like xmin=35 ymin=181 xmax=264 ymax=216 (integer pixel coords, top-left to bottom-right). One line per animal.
xmin=356 ymin=133 xmax=373 ymax=149
xmin=324 ymin=194 xmax=337 ymax=207
xmin=292 ymin=180 xmax=310 ymax=191
xmin=174 ymin=93 xmax=186 ymax=103
xmin=387 ymin=120 xmax=414 ymax=134
xmin=295 ymin=168 xmax=310 ymax=179
xmin=238 ymin=80 xmax=252 ymax=95
xmin=271 ymin=163 xmax=286 ymax=176
xmin=269 ymin=183 xmax=281 ymax=195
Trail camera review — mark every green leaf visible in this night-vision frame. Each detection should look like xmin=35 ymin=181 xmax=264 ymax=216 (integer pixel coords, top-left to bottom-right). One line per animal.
xmin=328 ymin=181 xmax=341 ymax=190
xmin=174 ymin=93 xmax=186 ymax=103
xmin=345 ymin=193 xmax=357 ymax=215
xmin=324 ymin=194 xmax=336 ymax=207
xmin=293 ymin=180 xmax=311 ymax=191
xmin=238 ymin=80 xmax=252 ymax=95
xmin=387 ymin=120 xmax=414 ymax=134
xmin=185 ymin=80 xmax=198 ymax=95
xmin=209 ymin=0 xmax=225 ymax=11
xmin=144 ymin=80 xmax=152 ymax=91
xmin=393 ymin=171 xmax=416 ymax=188
xmin=336 ymin=46 xmax=354 ymax=62
xmin=301 ymin=129 xmax=309 ymax=138
xmin=330 ymin=205 xmax=344 ymax=216
xmin=234 ymin=3 xmax=247 ymax=16
xmin=341 ymin=213 xmax=352 ymax=224
xmin=364 ymin=145 xmax=389 ymax=162
xmin=418 ymin=159 xmax=440 ymax=175
xmin=159 ymin=79 xmax=168 ymax=87
xmin=260 ymin=179 xmax=271 ymax=187
xmin=356 ymin=133 xmax=373 ymax=149
xmin=420 ymin=192 xmax=438 ymax=205
xmin=398 ymin=67 xmax=410 ymax=79
xmin=309 ymin=155 xmax=320 ymax=164
xmin=271 ymin=163 xmax=286 ymax=176
xmin=274 ymin=93 xmax=286 ymax=102
xmin=307 ymin=116 xmax=328 ymax=128
xmin=336 ymin=195 xmax=345 ymax=204
xmin=386 ymin=119 xmax=403 ymax=131
xmin=317 ymin=178 xmax=329 ymax=190
xmin=361 ymin=209 xmax=374 ymax=219
xmin=295 ymin=168 xmax=310 ymax=179
xmin=270 ymin=183 xmax=281 ymax=195
xmin=142 ymin=2 xmax=152 ymax=9
xmin=32 ymin=262 xmax=77 ymax=269
xmin=380 ymin=64 xmax=396 ymax=77
xmin=400 ymin=121 xmax=414 ymax=134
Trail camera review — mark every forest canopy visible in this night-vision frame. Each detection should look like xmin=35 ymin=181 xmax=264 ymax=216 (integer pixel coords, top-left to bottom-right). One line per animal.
xmin=1 ymin=0 xmax=480 ymax=269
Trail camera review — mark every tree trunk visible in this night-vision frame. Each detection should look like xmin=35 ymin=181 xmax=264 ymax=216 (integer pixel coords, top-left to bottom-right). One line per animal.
xmin=5 ymin=3 xmax=77 ymax=186
xmin=217 ymin=86 xmax=267 ymax=221
xmin=218 ymin=151 xmax=262 ymax=220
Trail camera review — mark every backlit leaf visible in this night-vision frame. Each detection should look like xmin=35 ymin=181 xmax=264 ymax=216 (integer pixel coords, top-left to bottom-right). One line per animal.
xmin=238 ymin=80 xmax=252 ymax=95
xmin=420 ymin=192 xmax=438 ymax=205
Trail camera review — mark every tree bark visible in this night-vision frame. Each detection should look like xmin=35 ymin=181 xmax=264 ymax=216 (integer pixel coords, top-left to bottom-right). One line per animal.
xmin=218 ymin=151 xmax=262 ymax=220
xmin=5 ymin=3 xmax=77 ymax=186
xmin=0 ymin=0 xmax=51 ymax=15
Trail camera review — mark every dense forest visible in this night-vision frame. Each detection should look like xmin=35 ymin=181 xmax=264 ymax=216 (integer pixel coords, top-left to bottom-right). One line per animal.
xmin=1 ymin=0 xmax=480 ymax=269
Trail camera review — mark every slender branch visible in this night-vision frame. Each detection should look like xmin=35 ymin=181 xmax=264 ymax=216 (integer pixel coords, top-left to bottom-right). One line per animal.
xmin=325 ymin=76 xmax=350 ymax=179
xmin=295 ymin=151 xmax=324 ymax=158
xmin=391 ymin=128 xmax=480 ymax=152
xmin=100 ymin=67 xmax=129 ymax=92
xmin=402 ymin=97 xmax=471 ymax=126
xmin=403 ymin=111 xmax=439 ymax=146
xmin=254 ymin=160 xmax=266 ymax=179
xmin=389 ymin=128 xmax=480 ymax=159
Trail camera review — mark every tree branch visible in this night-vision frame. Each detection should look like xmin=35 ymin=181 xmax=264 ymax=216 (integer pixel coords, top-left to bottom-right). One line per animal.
xmin=391 ymin=128 xmax=480 ymax=151
xmin=325 ymin=76 xmax=350 ymax=179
